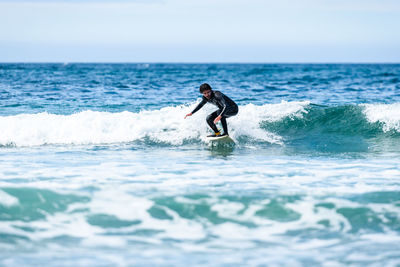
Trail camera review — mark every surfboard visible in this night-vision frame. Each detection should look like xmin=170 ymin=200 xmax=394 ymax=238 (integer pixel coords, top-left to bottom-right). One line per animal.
xmin=206 ymin=135 xmax=234 ymax=142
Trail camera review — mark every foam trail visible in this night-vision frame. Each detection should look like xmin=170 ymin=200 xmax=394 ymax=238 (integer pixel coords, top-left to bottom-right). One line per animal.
xmin=0 ymin=101 xmax=309 ymax=147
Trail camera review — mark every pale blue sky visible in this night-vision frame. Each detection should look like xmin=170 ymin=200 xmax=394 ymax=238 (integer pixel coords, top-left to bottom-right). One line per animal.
xmin=0 ymin=0 xmax=399 ymax=62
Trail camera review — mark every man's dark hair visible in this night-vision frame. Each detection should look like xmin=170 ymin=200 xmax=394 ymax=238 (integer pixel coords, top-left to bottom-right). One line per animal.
xmin=199 ymin=83 xmax=212 ymax=93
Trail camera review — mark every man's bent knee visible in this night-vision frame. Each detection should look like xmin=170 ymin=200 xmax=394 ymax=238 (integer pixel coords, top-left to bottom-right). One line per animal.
xmin=206 ymin=114 xmax=215 ymax=123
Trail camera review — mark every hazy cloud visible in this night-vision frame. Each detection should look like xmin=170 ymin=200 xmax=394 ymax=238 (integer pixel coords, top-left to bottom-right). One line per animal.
xmin=0 ymin=0 xmax=399 ymax=62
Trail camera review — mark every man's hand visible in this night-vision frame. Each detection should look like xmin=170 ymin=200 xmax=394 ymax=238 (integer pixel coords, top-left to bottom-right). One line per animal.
xmin=184 ymin=113 xmax=193 ymax=119
xmin=214 ymin=115 xmax=222 ymax=124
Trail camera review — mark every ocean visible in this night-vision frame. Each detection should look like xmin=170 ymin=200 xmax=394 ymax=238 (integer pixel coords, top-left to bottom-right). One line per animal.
xmin=0 ymin=63 xmax=400 ymax=266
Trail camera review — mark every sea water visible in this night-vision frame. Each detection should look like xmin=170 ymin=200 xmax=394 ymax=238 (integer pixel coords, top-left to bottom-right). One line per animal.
xmin=0 ymin=63 xmax=399 ymax=266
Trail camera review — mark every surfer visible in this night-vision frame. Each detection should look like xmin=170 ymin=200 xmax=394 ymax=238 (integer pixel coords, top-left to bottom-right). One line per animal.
xmin=184 ymin=83 xmax=238 ymax=137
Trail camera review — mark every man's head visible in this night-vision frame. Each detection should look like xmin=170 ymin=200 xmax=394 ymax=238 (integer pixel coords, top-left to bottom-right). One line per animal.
xmin=200 ymin=83 xmax=213 ymax=99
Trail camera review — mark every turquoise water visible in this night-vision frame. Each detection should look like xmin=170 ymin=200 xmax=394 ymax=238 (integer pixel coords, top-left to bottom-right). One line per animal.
xmin=1 ymin=63 xmax=400 ymax=266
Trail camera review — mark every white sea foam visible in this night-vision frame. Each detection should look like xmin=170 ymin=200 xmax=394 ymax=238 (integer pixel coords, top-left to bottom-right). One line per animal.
xmin=0 ymin=190 xmax=19 ymax=207
xmin=362 ymin=103 xmax=400 ymax=132
xmin=0 ymin=101 xmax=309 ymax=147
xmin=1 ymin=153 xmax=400 ymax=266
xmin=229 ymin=100 xmax=309 ymax=144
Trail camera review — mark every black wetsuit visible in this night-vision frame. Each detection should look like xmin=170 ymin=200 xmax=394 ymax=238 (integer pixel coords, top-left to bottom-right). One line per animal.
xmin=191 ymin=90 xmax=238 ymax=134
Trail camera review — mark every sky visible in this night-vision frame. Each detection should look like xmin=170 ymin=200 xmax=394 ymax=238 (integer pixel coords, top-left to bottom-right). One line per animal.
xmin=0 ymin=0 xmax=399 ymax=62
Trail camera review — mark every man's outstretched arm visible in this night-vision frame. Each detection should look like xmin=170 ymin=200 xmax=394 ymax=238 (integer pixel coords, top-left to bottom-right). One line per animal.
xmin=185 ymin=98 xmax=206 ymax=119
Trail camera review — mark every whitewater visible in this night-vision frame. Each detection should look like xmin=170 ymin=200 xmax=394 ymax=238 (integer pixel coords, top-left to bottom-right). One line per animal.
xmin=1 ymin=63 xmax=400 ymax=267
xmin=2 ymin=101 xmax=400 ymax=148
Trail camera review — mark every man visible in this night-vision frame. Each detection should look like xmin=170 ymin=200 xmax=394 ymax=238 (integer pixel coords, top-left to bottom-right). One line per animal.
xmin=185 ymin=83 xmax=238 ymax=137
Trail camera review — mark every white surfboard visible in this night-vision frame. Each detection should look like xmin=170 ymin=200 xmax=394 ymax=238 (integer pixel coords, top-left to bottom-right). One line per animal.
xmin=206 ymin=135 xmax=234 ymax=142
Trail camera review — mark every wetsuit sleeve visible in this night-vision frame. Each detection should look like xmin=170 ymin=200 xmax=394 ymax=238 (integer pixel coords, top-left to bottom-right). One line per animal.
xmin=214 ymin=91 xmax=227 ymax=116
xmin=191 ymin=97 xmax=207 ymax=114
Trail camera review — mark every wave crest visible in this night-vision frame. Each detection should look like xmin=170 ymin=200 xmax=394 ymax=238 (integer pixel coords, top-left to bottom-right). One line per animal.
xmin=0 ymin=101 xmax=308 ymax=147
xmin=1 ymin=101 xmax=399 ymax=148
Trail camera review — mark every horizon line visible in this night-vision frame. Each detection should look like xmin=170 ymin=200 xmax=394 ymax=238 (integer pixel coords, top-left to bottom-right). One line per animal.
xmin=1 ymin=61 xmax=400 ymax=64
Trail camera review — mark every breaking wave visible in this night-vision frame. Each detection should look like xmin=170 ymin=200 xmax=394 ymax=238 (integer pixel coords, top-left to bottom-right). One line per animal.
xmin=1 ymin=101 xmax=399 ymax=149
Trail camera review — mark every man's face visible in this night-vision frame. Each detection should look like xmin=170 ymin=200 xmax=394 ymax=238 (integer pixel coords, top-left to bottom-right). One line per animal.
xmin=202 ymin=89 xmax=212 ymax=99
